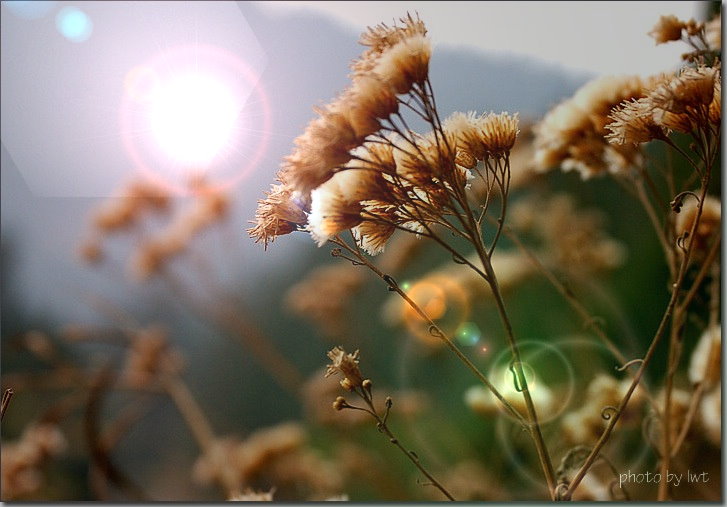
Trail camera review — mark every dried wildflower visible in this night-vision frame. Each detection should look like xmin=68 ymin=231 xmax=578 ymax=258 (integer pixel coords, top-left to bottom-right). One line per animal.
xmin=122 ymin=325 xmax=183 ymax=388
xmin=606 ymin=98 xmax=664 ymax=145
xmin=510 ymin=194 xmax=626 ymax=275
xmin=700 ymin=385 xmax=721 ymax=445
xmin=249 ymin=184 xmax=307 ymax=248
xmin=444 ymin=111 xmax=487 ymax=160
xmin=684 ymin=18 xmax=705 ymax=37
xmin=572 ymin=75 xmax=645 ymax=129
xmin=77 ymin=238 xmax=104 ymax=265
xmin=1 ymin=423 xmax=67 ymax=500
xmin=648 ymin=15 xmax=686 ymax=44
xmin=560 ymin=374 xmax=646 ymax=445
xmin=228 ymin=488 xmax=274 ymax=501
xmin=649 ymin=66 xmax=717 ymax=115
xmin=533 ymin=75 xmax=645 ymax=178
xmin=302 ymin=368 xmax=370 ymax=426
xmin=325 ymin=347 xmax=364 ymax=388
xmin=688 ymin=324 xmax=721 ymax=387
xmin=91 ymin=179 xmax=169 ymax=233
xmin=651 ymin=388 xmax=691 ymax=444
xmin=352 ymin=218 xmax=397 ymax=256
xmin=373 ymin=34 xmax=431 ymax=94
xmin=480 ymin=112 xmax=519 ymax=156
xmin=308 ymin=175 xmax=364 ymax=245
xmin=285 ymin=264 xmax=365 ymax=339
xmin=358 ymin=13 xmax=427 ymax=55
xmin=705 ymin=13 xmax=721 ymax=51
xmin=674 ymin=194 xmax=721 ymax=253
xmin=332 ymin=396 xmax=347 ymax=411
xmin=709 ymin=72 xmax=721 ymax=125
xmin=193 ymin=422 xmax=344 ymax=500
xmin=346 ymin=76 xmax=399 ymax=138
xmin=123 ymin=179 xmax=229 ymax=280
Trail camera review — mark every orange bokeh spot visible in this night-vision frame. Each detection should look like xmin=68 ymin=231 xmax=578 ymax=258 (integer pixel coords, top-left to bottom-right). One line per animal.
xmin=402 ymin=275 xmax=470 ymax=347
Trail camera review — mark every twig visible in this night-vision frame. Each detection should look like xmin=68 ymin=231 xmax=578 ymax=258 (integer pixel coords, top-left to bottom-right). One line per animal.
xmin=1 ymin=388 xmax=14 ymax=420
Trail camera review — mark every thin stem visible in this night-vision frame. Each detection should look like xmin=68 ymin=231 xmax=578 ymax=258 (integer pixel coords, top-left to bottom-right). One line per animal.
xmin=633 ymin=176 xmax=676 ymax=279
xmin=500 ymin=224 xmax=660 ymax=410
xmin=563 ymin=159 xmax=714 ymax=500
xmin=478 ymin=251 xmax=557 ymax=498
xmin=160 ymin=368 xmax=239 ymax=499
xmin=669 ymin=381 xmax=707 ymax=459
xmin=356 ymin=390 xmax=455 ymax=501
xmin=330 ymin=237 xmax=528 ymax=428
xmin=1 ymin=388 xmax=14 ymax=421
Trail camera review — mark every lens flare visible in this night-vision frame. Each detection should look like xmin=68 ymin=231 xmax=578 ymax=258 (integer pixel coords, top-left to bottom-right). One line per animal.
xmin=119 ymin=44 xmax=271 ymax=196
xmin=402 ymin=275 xmax=470 ymax=347
xmin=56 ymin=6 xmax=93 ymax=43
xmin=455 ymin=321 xmax=481 ymax=346
xmin=149 ymin=74 xmax=240 ymax=167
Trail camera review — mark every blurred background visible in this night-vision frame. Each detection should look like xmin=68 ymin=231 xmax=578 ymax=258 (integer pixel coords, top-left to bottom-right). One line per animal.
xmin=1 ymin=1 xmax=720 ymax=501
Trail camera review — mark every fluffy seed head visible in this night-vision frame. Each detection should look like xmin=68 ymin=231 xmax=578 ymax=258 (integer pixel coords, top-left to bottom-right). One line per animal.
xmin=648 ymin=15 xmax=685 ymax=44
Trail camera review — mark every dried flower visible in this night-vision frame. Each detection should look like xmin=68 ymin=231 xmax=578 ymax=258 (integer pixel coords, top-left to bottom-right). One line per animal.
xmin=560 ymin=374 xmax=646 ymax=445
xmin=533 ymin=76 xmax=645 ymax=178
xmin=308 ymin=179 xmax=360 ymax=245
xmin=688 ymin=324 xmax=721 ymax=387
xmin=373 ymin=34 xmax=431 ymax=94
xmin=1 ymin=423 xmax=67 ymax=500
xmin=228 ymin=488 xmax=274 ymax=501
xmin=674 ymin=194 xmax=721 ymax=253
xmin=709 ymin=72 xmax=721 ymax=125
xmin=249 ymin=184 xmax=308 ymax=248
xmin=651 ymin=387 xmax=691 ymax=444
xmin=648 ymin=15 xmax=686 ymax=44
xmin=122 ymin=325 xmax=183 ymax=388
xmin=285 ymin=264 xmax=365 ymax=339
xmin=333 ymin=396 xmax=347 ymax=411
xmin=77 ymin=238 xmax=104 ymax=265
xmin=510 ymin=194 xmax=626 ymax=275
xmin=700 ymin=385 xmax=721 ymax=446
xmin=480 ymin=112 xmax=520 ymax=156
xmin=91 ymin=179 xmax=170 ymax=233
xmin=649 ymin=66 xmax=717 ymax=116
xmin=705 ymin=12 xmax=721 ymax=51
xmin=606 ymin=98 xmax=664 ymax=145
xmin=325 ymin=347 xmax=364 ymax=388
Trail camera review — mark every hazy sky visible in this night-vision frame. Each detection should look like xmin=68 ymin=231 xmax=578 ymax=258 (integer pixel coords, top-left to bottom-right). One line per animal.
xmin=260 ymin=1 xmax=705 ymax=76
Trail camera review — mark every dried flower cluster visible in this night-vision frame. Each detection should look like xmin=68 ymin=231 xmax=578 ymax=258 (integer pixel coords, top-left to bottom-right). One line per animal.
xmin=532 ymin=75 xmax=647 ymax=178
xmin=534 ymin=46 xmax=720 ymax=179
xmin=284 ymin=264 xmax=366 ymax=339
xmin=130 ymin=178 xmax=229 ymax=280
xmin=1 ymin=423 xmax=68 ymax=500
xmin=302 ymin=367 xmax=426 ymax=427
xmin=250 ymin=14 xmax=520 ymax=256
xmin=560 ymin=374 xmax=646 ymax=445
xmin=193 ymin=422 xmax=344 ymax=500
xmin=79 ymin=176 xmax=229 ymax=280
xmin=689 ymin=324 xmax=722 ymax=446
xmin=509 ymin=193 xmax=626 ymax=275
xmin=121 ymin=324 xmax=184 ymax=388
xmin=605 ymin=65 xmax=720 ymax=146
xmin=674 ymin=194 xmax=721 ymax=255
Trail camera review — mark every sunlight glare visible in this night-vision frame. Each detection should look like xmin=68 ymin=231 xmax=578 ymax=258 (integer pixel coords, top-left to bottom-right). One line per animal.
xmin=149 ymin=73 xmax=240 ymax=167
